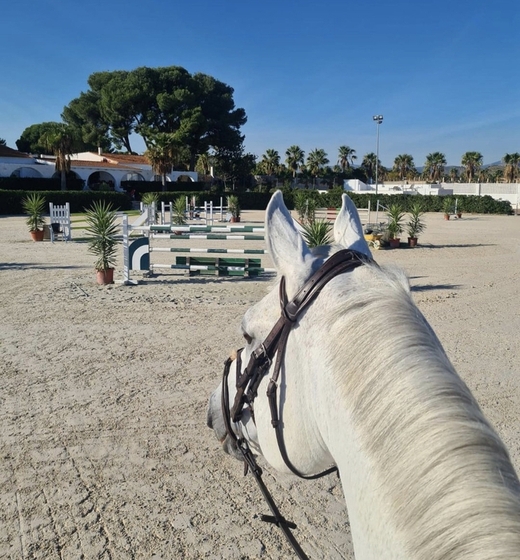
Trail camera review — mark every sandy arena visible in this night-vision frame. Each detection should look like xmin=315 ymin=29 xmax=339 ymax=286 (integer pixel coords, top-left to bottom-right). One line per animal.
xmin=1 ymin=207 xmax=520 ymax=559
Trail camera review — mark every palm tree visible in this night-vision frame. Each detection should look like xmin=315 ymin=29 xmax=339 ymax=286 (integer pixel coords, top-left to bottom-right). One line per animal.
xmin=461 ymin=151 xmax=483 ymax=183
xmin=39 ymin=123 xmax=79 ymax=190
xmin=145 ymin=133 xmax=181 ymax=191
xmin=361 ymin=152 xmax=379 ymax=184
xmin=306 ymin=149 xmax=329 ymax=187
xmin=337 ymin=145 xmax=357 ymax=173
xmin=449 ymin=167 xmax=460 ymax=183
xmin=260 ymin=149 xmax=281 ymax=176
xmin=423 ymin=152 xmax=447 ymax=183
xmin=285 ymin=145 xmax=305 ymax=180
xmin=393 ymin=154 xmax=415 ymax=182
xmin=503 ymin=153 xmax=520 ymax=183
xmin=195 ymin=152 xmax=214 ymax=177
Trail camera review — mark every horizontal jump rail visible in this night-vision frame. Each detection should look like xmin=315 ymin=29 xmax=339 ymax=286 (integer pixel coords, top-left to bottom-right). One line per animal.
xmin=151 ymin=263 xmax=275 ymax=273
xmin=152 ymin=233 xmax=265 ymax=241
xmin=151 ymin=247 xmax=268 ymax=254
xmin=140 ymin=225 xmax=265 ymax=233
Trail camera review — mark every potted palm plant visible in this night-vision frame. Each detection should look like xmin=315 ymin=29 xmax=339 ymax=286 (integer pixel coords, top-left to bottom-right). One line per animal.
xmin=406 ymin=202 xmax=426 ymax=247
xmin=85 ymin=200 xmax=120 ymax=285
xmin=22 ymin=193 xmax=46 ymax=241
xmin=387 ymin=204 xmax=405 ymax=248
xmin=227 ymin=195 xmax=241 ymax=222
xmin=301 ymin=219 xmax=332 ymax=248
xmin=173 ymin=196 xmax=187 ymax=225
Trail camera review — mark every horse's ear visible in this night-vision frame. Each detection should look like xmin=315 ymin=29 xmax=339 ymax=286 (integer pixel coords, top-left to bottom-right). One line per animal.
xmin=265 ymin=191 xmax=314 ymax=291
xmin=334 ymin=194 xmax=372 ymax=258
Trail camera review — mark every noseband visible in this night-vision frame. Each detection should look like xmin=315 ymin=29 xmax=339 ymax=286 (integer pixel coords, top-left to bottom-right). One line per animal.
xmin=220 ymin=248 xmax=370 ymax=559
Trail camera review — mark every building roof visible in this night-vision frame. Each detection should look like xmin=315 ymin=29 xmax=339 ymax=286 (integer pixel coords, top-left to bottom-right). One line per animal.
xmin=0 ymin=145 xmax=32 ymax=159
xmin=101 ymin=153 xmax=149 ymax=165
xmin=71 ymin=159 xmax=144 ymax=171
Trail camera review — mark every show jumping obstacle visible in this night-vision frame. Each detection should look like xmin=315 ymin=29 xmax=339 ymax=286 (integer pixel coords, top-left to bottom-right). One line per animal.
xmin=122 ymin=215 xmax=274 ymax=284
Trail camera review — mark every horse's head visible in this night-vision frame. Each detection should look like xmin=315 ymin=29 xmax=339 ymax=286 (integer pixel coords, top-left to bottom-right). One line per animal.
xmin=207 ymin=190 xmax=372 ymax=473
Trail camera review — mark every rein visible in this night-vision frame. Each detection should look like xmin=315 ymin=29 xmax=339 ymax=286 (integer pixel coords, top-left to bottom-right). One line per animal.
xmin=221 ymin=248 xmax=369 ymax=559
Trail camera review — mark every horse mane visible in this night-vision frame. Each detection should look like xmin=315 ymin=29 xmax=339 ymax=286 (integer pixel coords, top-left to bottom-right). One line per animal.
xmin=325 ymin=261 xmax=520 ymax=559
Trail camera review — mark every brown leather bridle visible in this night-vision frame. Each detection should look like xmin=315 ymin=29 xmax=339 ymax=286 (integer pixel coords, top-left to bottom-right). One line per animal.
xmin=220 ymin=248 xmax=370 ymax=559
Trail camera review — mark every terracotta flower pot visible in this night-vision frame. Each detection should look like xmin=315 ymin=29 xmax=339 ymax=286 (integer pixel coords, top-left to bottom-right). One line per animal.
xmin=389 ymin=238 xmax=400 ymax=248
xmin=96 ymin=268 xmax=115 ymax=285
xmin=408 ymin=237 xmax=418 ymax=247
xmin=230 ymin=216 xmax=240 ymax=223
xmin=444 ymin=214 xmax=450 ymax=221
xmin=30 ymin=229 xmax=45 ymax=242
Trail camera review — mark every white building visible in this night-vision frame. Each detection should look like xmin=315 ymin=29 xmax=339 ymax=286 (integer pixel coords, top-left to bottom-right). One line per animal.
xmin=0 ymin=146 xmax=198 ymax=190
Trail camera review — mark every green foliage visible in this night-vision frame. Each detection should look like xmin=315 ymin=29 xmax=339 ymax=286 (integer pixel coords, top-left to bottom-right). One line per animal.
xmin=300 ymin=219 xmax=332 ymax=248
xmin=141 ymin=192 xmax=159 ymax=206
xmin=173 ymin=196 xmax=187 ymax=225
xmin=0 ymin=190 xmax=132 ymax=215
xmin=443 ymin=196 xmax=453 ymax=214
xmin=293 ymin=190 xmax=317 ymax=224
xmin=227 ymin=195 xmax=241 ymax=218
xmin=22 ymin=193 xmax=46 ymax=232
xmin=84 ymin=200 xmax=120 ymax=271
xmin=406 ymin=202 xmax=426 ymax=239
xmin=62 ymin=65 xmax=247 ymax=169
xmin=0 ymin=177 xmax=84 ymax=191
xmin=387 ymin=204 xmax=405 ymax=239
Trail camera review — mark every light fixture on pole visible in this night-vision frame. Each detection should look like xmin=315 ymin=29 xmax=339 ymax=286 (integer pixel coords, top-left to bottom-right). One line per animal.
xmin=373 ymin=115 xmax=383 ymax=195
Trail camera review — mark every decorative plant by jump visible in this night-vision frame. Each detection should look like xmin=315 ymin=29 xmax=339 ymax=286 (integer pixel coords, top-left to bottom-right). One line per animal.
xmin=22 ymin=193 xmax=46 ymax=232
xmin=141 ymin=192 xmax=159 ymax=223
xmin=227 ymin=195 xmax=241 ymax=219
xmin=406 ymin=202 xmax=426 ymax=240
xmin=301 ymin=219 xmax=332 ymax=248
xmin=293 ymin=191 xmax=317 ymax=225
xmin=386 ymin=204 xmax=405 ymax=239
xmin=173 ymin=196 xmax=187 ymax=225
xmin=84 ymin=200 xmax=119 ymax=272
xmin=443 ymin=197 xmax=453 ymax=216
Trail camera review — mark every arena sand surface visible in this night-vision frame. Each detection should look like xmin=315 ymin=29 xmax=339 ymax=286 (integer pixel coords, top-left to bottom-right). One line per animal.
xmin=1 ymin=206 xmax=520 ymax=559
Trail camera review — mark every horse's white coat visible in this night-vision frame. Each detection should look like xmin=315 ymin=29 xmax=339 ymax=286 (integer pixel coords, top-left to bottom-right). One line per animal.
xmin=208 ymin=191 xmax=520 ymax=559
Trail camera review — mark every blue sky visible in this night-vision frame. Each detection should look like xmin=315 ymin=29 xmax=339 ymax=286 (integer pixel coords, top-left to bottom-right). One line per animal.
xmin=1 ymin=0 xmax=519 ymax=167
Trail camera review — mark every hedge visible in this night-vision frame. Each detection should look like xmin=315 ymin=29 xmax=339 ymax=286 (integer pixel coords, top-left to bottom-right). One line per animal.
xmin=0 ymin=177 xmax=85 ymax=191
xmin=0 ymin=187 xmax=512 ymax=216
xmin=0 ymin=190 xmax=133 ymax=215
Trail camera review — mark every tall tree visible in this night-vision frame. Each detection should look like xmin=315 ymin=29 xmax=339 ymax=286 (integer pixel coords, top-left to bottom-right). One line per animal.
xmin=424 ymin=152 xmax=447 ymax=182
xmin=361 ymin=152 xmax=379 ymax=184
xmin=337 ymin=145 xmax=357 ymax=172
xmin=393 ymin=154 xmax=415 ymax=181
xmin=285 ymin=145 xmax=305 ymax=179
xmin=306 ymin=149 xmax=329 ymax=187
xmin=461 ymin=151 xmax=483 ymax=182
xmin=62 ymin=66 xmax=247 ymax=170
xmin=449 ymin=167 xmax=460 ymax=183
xmin=259 ymin=149 xmax=280 ymax=176
xmin=39 ymin=123 xmax=79 ymax=190
xmin=503 ymin=153 xmax=520 ymax=183
xmin=144 ymin=133 xmax=184 ymax=190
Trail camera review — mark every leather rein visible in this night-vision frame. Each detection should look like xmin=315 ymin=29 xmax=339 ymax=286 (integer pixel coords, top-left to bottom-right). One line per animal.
xmin=220 ymin=248 xmax=369 ymax=559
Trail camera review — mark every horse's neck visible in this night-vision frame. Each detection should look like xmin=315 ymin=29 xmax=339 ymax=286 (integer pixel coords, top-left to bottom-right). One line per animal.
xmin=307 ymin=280 xmax=520 ymax=559
xmin=318 ymin=357 xmax=520 ymax=559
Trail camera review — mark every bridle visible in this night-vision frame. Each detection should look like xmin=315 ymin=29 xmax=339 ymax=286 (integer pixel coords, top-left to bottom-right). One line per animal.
xmin=220 ymin=248 xmax=370 ymax=559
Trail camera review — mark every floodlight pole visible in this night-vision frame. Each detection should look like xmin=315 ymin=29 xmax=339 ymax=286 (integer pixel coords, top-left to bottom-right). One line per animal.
xmin=373 ymin=115 xmax=383 ymax=196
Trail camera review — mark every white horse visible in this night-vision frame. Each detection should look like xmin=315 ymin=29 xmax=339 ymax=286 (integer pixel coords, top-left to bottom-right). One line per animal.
xmin=207 ymin=191 xmax=520 ymax=559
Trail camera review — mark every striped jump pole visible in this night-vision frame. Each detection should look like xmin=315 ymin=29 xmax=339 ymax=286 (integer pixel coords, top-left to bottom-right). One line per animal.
xmin=151 ymin=247 xmax=268 ymax=255
xmin=147 ymin=224 xmax=265 ymax=233
xmin=152 ymin=233 xmax=265 ymax=241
